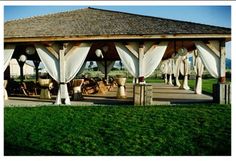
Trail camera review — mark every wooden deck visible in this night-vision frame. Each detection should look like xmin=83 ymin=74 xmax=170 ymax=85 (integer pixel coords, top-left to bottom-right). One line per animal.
xmin=4 ymin=83 xmax=212 ymax=107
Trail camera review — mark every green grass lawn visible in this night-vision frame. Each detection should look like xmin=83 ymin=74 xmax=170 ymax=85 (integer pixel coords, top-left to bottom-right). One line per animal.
xmin=127 ymin=78 xmax=218 ymax=95
xmin=188 ymin=79 xmax=218 ymax=94
xmin=4 ymin=104 xmax=231 ymax=156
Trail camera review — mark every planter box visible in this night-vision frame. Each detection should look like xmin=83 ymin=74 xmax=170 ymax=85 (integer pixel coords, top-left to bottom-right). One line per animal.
xmin=133 ymin=84 xmax=152 ymax=106
xmin=213 ymin=83 xmax=231 ymax=104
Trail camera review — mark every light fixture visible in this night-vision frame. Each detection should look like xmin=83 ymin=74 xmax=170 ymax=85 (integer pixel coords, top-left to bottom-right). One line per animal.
xmin=172 ymin=53 xmax=178 ymax=60
xmin=177 ymin=40 xmax=188 ymax=56
xmin=19 ymin=54 xmax=27 ymax=63
xmin=25 ymin=46 xmax=36 ymax=55
xmin=95 ymin=49 xmax=104 ymax=59
xmin=177 ymin=48 xmax=188 ymax=56
xmin=102 ymin=46 xmax=109 ymax=53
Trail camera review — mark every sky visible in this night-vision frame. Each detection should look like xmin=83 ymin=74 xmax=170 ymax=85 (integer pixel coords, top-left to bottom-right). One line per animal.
xmin=4 ymin=6 xmax=231 ymax=58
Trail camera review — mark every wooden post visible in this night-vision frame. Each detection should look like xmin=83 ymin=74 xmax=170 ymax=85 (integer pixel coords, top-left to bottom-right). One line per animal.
xmin=219 ymin=40 xmax=226 ymax=83
xmin=138 ymin=42 xmax=145 ymax=83
xmin=104 ymin=59 xmax=108 ymax=84
xmin=18 ymin=62 xmax=25 ymax=83
xmin=133 ymin=84 xmax=152 ymax=105
xmin=59 ymin=43 xmax=67 ymax=101
xmin=213 ymin=40 xmax=231 ymax=104
xmin=33 ymin=60 xmax=40 ymax=83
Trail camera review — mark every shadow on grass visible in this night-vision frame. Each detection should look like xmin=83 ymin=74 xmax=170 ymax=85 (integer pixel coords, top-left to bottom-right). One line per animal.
xmin=4 ymin=142 xmax=70 ymax=156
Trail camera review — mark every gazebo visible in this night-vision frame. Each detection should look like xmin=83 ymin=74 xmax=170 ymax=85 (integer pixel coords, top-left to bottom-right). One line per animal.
xmin=4 ymin=7 xmax=231 ymax=105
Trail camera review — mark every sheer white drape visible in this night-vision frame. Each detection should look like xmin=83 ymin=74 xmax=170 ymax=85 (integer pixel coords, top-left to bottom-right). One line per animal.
xmin=194 ymin=53 xmax=204 ymax=94
xmin=160 ymin=60 xmax=168 ymax=84
xmin=35 ymin=44 xmax=59 ymax=81
xmin=96 ymin=61 xmax=115 ymax=74
xmin=65 ymin=44 xmax=91 ymax=82
xmin=167 ymin=59 xmax=174 ymax=85
xmin=35 ymin=43 xmax=91 ymax=105
xmin=115 ymin=41 xmax=168 ymax=79
xmin=174 ymin=57 xmax=182 ymax=87
xmin=115 ymin=43 xmax=139 ymax=78
xmin=4 ymin=45 xmax=15 ymax=100
xmin=179 ymin=56 xmax=190 ymax=90
xmin=143 ymin=42 xmax=168 ymax=78
xmin=194 ymin=41 xmax=220 ymax=78
xmin=4 ymin=45 xmax=15 ymax=71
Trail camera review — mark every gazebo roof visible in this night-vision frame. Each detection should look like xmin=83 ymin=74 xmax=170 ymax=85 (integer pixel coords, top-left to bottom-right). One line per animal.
xmin=4 ymin=7 xmax=231 ymax=42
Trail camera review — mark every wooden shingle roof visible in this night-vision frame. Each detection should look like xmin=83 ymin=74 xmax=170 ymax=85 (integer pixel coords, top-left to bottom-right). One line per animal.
xmin=4 ymin=7 xmax=231 ymax=42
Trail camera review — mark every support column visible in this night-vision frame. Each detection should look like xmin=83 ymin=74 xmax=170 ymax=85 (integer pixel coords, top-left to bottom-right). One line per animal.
xmin=56 ymin=43 xmax=70 ymax=105
xmin=18 ymin=62 xmax=25 ymax=83
xmin=134 ymin=84 xmax=152 ymax=105
xmin=138 ymin=43 xmax=145 ymax=83
xmin=213 ymin=40 xmax=230 ymax=104
xmin=219 ymin=41 xmax=226 ymax=83
xmin=33 ymin=60 xmax=40 ymax=83
xmin=104 ymin=59 xmax=108 ymax=84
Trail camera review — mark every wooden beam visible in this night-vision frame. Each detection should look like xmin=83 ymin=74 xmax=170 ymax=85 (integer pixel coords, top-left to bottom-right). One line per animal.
xmin=206 ymin=41 xmax=220 ymax=57
xmin=4 ymin=34 xmax=231 ymax=43
xmin=125 ymin=44 xmax=139 ymax=58
xmin=46 ymin=46 xmax=59 ymax=59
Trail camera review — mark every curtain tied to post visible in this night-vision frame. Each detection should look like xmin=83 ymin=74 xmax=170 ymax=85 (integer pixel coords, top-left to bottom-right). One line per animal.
xmin=35 ymin=43 xmax=91 ymax=105
xmin=194 ymin=41 xmax=220 ymax=78
xmin=115 ymin=41 xmax=168 ymax=79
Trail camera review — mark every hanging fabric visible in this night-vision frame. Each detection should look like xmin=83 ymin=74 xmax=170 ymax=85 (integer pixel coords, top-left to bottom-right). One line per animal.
xmin=4 ymin=44 xmax=15 ymax=100
xmin=35 ymin=43 xmax=91 ymax=105
xmin=142 ymin=41 xmax=168 ymax=78
xmin=194 ymin=41 xmax=220 ymax=78
xmin=174 ymin=56 xmax=182 ymax=87
xmin=115 ymin=41 xmax=168 ymax=79
xmin=180 ymin=55 xmax=190 ymax=90
xmin=96 ymin=61 xmax=115 ymax=74
xmin=194 ymin=52 xmax=204 ymax=94
xmin=4 ymin=44 xmax=16 ymax=71
xmin=35 ymin=44 xmax=59 ymax=81
xmin=167 ymin=59 xmax=173 ymax=85
xmin=115 ymin=43 xmax=139 ymax=78
xmin=160 ymin=60 xmax=168 ymax=84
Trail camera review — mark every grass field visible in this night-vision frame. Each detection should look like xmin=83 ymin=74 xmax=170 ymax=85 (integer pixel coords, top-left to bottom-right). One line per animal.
xmin=127 ymin=78 xmax=217 ymax=95
xmin=4 ymin=104 xmax=231 ymax=156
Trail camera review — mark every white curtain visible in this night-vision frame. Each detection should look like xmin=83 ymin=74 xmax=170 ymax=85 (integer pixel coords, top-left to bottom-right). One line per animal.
xmin=96 ymin=61 xmax=115 ymax=74
xmin=194 ymin=41 xmax=220 ymax=78
xmin=115 ymin=41 xmax=168 ymax=79
xmin=180 ymin=56 xmax=190 ymax=90
xmin=142 ymin=42 xmax=168 ymax=78
xmin=35 ymin=43 xmax=91 ymax=105
xmin=4 ymin=44 xmax=15 ymax=71
xmin=115 ymin=43 xmax=139 ymax=78
xmin=4 ymin=44 xmax=15 ymax=100
xmin=64 ymin=44 xmax=91 ymax=82
xmin=167 ymin=59 xmax=173 ymax=85
xmin=174 ymin=57 xmax=181 ymax=87
xmin=194 ymin=54 xmax=204 ymax=94
xmin=160 ymin=61 xmax=168 ymax=84
xmin=35 ymin=44 xmax=59 ymax=81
